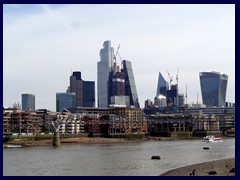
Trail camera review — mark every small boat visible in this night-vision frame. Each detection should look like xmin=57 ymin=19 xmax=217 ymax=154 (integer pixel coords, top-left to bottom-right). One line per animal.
xmin=4 ymin=144 xmax=23 ymax=148
xmin=203 ymin=135 xmax=222 ymax=142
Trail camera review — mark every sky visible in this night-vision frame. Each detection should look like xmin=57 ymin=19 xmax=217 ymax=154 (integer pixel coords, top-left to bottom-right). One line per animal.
xmin=3 ymin=4 xmax=235 ymax=111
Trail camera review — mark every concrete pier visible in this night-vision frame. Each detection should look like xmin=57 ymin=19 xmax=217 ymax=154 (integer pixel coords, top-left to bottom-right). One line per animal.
xmin=52 ymin=132 xmax=60 ymax=146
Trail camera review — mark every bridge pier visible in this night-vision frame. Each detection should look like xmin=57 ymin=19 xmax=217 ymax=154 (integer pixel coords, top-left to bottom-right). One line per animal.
xmin=53 ymin=132 xmax=60 ymax=146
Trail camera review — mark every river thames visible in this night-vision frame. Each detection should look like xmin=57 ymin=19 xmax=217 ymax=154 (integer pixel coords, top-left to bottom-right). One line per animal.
xmin=3 ymin=137 xmax=235 ymax=176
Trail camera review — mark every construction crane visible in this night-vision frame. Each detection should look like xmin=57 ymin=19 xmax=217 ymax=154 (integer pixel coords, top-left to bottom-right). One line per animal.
xmin=167 ymin=71 xmax=173 ymax=88
xmin=185 ymin=84 xmax=188 ymax=104
xmin=176 ymin=68 xmax=179 ymax=86
xmin=118 ymin=50 xmax=124 ymax=96
xmin=176 ymin=68 xmax=179 ymax=106
xmin=114 ymin=44 xmax=124 ymax=96
xmin=114 ymin=44 xmax=121 ymax=63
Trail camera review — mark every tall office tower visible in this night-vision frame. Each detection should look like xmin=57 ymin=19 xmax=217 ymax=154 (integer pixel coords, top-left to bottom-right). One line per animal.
xmin=199 ymin=71 xmax=228 ymax=107
xmin=68 ymin=71 xmax=95 ymax=108
xmin=123 ymin=60 xmax=140 ymax=108
xmin=22 ymin=94 xmax=35 ymax=111
xmin=154 ymin=72 xmax=169 ymax=107
xmin=69 ymin=71 xmax=84 ymax=107
xmin=56 ymin=92 xmax=76 ymax=112
xmin=108 ymin=62 xmax=129 ymax=107
xmin=156 ymin=72 xmax=169 ymax=97
xmin=83 ymin=81 xmax=95 ymax=107
xmin=167 ymin=85 xmax=177 ymax=106
xmin=97 ymin=40 xmax=114 ymax=108
xmin=108 ymin=62 xmax=125 ymax=98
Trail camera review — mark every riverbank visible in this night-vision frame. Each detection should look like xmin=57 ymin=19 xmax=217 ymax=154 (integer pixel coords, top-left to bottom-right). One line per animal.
xmin=4 ymin=137 xmax=146 ymax=147
xmin=161 ymin=158 xmax=235 ymax=176
xmin=4 ymin=136 xmax=234 ymax=147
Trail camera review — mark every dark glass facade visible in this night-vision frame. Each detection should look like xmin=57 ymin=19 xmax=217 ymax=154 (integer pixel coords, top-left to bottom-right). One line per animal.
xmin=56 ymin=93 xmax=76 ymax=112
xmin=156 ymin=72 xmax=169 ymax=97
xmin=22 ymin=94 xmax=35 ymax=111
xmin=68 ymin=71 xmax=95 ymax=108
xmin=123 ymin=60 xmax=140 ymax=108
xmin=167 ymin=85 xmax=177 ymax=106
xmin=70 ymin=71 xmax=83 ymax=107
xmin=83 ymin=81 xmax=95 ymax=107
xmin=108 ymin=70 xmax=124 ymax=102
xmin=199 ymin=72 xmax=228 ymax=107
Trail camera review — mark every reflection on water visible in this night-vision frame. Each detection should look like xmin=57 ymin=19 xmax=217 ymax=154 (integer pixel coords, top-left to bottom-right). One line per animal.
xmin=3 ymin=138 xmax=235 ymax=176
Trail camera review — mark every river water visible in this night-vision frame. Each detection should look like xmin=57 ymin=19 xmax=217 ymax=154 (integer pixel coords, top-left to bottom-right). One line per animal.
xmin=3 ymin=138 xmax=235 ymax=176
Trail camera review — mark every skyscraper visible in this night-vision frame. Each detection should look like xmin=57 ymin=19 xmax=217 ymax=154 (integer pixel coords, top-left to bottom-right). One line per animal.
xmin=69 ymin=71 xmax=84 ymax=107
xmin=156 ymin=72 xmax=169 ymax=97
xmin=83 ymin=81 xmax=95 ymax=107
xmin=68 ymin=71 xmax=95 ymax=108
xmin=22 ymin=94 xmax=35 ymax=111
xmin=199 ymin=71 xmax=228 ymax=107
xmin=154 ymin=72 xmax=169 ymax=107
xmin=97 ymin=40 xmax=114 ymax=108
xmin=56 ymin=92 xmax=76 ymax=112
xmin=123 ymin=60 xmax=140 ymax=108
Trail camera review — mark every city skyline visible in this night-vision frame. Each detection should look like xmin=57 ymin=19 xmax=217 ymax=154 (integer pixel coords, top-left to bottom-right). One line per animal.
xmin=3 ymin=4 xmax=235 ymax=111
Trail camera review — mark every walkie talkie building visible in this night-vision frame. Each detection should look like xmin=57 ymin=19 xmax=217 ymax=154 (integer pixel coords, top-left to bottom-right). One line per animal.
xmin=199 ymin=71 xmax=228 ymax=107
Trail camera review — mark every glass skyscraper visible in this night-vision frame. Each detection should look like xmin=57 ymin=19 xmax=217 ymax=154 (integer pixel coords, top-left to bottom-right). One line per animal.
xmin=56 ymin=92 xmax=76 ymax=112
xmin=83 ymin=81 xmax=95 ymax=107
xmin=199 ymin=71 xmax=228 ymax=107
xmin=154 ymin=72 xmax=169 ymax=107
xmin=22 ymin=94 xmax=35 ymax=111
xmin=97 ymin=40 xmax=114 ymax=108
xmin=123 ymin=60 xmax=140 ymax=108
xmin=156 ymin=72 xmax=169 ymax=97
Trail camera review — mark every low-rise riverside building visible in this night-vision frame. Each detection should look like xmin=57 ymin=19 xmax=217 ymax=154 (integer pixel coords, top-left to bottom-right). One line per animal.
xmin=3 ymin=106 xmax=234 ymax=137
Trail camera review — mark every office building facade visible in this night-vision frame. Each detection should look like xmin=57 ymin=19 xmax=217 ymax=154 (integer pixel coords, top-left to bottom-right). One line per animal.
xmin=199 ymin=71 xmax=228 ymax=107
xmin=83 ymin=81 xmax=95 ymax=107
xmin=69 ymin=71 xmax=84 ymax=107
xmin=56 ymin=92 xmax=76 ymax=112
xmin=156 ymin=72 xmax=169 ymax=97
xmin=123 ymin=60 xmax=140 ymax=108
xmin=22 ymin=94 xmax=35 ymax=111
xmin=97 ymin=40 xmax=114 ymax=108
xmin=108 ymin=62 xmax=125 ymax=105
xmin=155 ymin=72 xmax=169 ymax=107
xmin=68 ymin=71 xmax=95 ymax=108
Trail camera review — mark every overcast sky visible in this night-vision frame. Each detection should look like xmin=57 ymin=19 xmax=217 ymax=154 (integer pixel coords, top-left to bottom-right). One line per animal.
xmin=3 ymin=4 xmax=235 ymax=111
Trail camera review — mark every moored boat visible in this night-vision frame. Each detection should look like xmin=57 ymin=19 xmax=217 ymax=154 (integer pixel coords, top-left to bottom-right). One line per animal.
xmin=3 ymin=144 xmax=23 ymax=148
xmin=203 ymin=135 xmax=222 ymax=142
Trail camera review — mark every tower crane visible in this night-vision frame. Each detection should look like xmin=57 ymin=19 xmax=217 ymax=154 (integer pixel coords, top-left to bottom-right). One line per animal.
xmin=167 ymin=71 xmax=173 ymax=88
xmin=176 ymin=68 xmax=179 ymax=86
xmin=114 ymin=44 xmax=121 ymax=63
xmin=176 ymin=68 xmax=179 ymax=106
xmin=114 ymin=44 xmax=124 ymax=96
xmin=185 ymin=84 xmax=188 ymax=104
